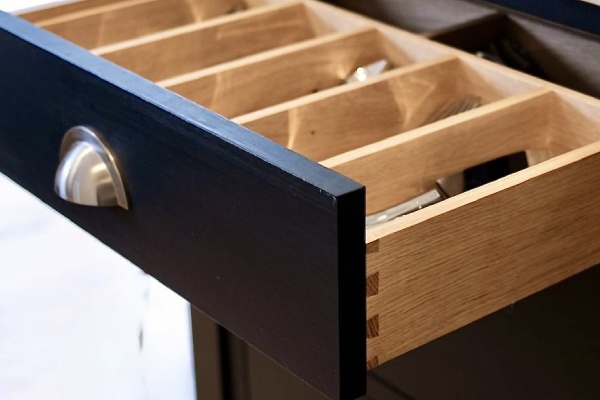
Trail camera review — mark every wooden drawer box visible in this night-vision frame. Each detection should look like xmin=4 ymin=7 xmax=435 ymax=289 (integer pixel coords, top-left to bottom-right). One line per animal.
xmin=1 ymin=1 xmax=599 ymax=399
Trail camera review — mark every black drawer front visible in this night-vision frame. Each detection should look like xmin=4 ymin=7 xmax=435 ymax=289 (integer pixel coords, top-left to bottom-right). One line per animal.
xmin=0 ymin=13 xmax=365 ymax=400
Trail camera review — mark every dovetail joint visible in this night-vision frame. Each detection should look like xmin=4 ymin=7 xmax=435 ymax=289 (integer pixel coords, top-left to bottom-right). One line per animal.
xmin=366 ymin=315 xmax=379 ymax=339
xmin=367 ymin=356 xmax=379 ymax=369
xmin=367 ymin=272 xmax=379 ymax=297
xmin=366 ymin=240 xmax=380 ymax=254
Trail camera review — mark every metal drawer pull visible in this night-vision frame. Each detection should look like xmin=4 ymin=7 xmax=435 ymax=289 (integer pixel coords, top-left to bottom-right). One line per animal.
xmin=346 ymin=59 xmax=393 ymax=84
xmin=54 ymin=126 xmax=129 ymax=210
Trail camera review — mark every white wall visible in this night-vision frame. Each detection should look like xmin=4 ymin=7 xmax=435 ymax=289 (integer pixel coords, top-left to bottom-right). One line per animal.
xmin=1 ymin=3 xmax=196 ymax=399
xmin=0 ymin=174 xmax=196 ymax=400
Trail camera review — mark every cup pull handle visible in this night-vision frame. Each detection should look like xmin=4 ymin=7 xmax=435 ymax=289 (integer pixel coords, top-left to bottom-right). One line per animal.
xmin=54 ymin=126 xmax=128 ymax=210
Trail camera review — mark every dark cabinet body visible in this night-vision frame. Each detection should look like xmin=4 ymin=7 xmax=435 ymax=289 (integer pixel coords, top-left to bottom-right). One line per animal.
xmin=204 ymin=265 xmax=600 ymax=400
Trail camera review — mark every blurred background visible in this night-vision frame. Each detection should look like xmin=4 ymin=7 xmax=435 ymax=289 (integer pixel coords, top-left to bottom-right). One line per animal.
xmin=0 ymin=4 xmax=196 ymax=399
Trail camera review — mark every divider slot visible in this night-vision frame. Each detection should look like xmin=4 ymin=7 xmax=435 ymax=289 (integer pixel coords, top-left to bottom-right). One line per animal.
xmin=35 ymin=0 xmax=277 ymax=49
xmin=159 ymin=27 xmax=446 ymax=118
xmin=324 ymin=89 xmax=553 ymax=215
xmin=93 ymin=2 xmax=330 ymax=81
xmin=236 ymin=57 xmax=539 ymax=162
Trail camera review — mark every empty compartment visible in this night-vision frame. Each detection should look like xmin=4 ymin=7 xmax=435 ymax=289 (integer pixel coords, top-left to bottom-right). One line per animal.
xmin=159 ymin=27 xmax=445 ymax=118
xmin=93 ymin=2 xmax=347 ymax=81
xmin=428 ymin=13 xmax=600 ymax=98
xmin=34 ymin=0 xmax=278 ymax=49
xmin=236 ymin=56 xmax=539 ymax=162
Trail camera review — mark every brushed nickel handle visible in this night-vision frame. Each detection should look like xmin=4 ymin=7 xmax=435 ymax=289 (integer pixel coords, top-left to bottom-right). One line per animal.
xmin=54 ymin=126 xmax=128 ymax=210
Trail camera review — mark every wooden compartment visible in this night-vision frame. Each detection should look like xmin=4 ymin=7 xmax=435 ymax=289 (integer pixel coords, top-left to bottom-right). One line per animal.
xmin=30 ymin=0 xmax=283 ymax=48
xmin=235 ymin=56 xmax=539 ymax=161
xmin=21 ymin=0 xmax=134 ymax=22
xmin=159 ymin=27 xmax=445 ymax=118
xmin=91 ymin=2 xmax=353 ymax=81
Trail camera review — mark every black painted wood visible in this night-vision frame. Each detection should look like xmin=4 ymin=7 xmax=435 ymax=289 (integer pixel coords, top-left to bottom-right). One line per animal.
xmin=191 ymin=308 xmax=226 ymax=400
xmin=0 ymin=12 xmax=366 ymax=400
xmin=474 ymin=0 xmax=600 ymax=36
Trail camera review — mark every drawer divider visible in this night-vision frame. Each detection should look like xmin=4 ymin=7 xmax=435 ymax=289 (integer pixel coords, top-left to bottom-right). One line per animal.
xmin=91 ymin=1 xmax=320 ymax=81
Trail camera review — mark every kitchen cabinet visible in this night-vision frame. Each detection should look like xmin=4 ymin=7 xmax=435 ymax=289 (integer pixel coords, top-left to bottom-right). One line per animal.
xmin=1 ymin=1 xmax=599 ymax=398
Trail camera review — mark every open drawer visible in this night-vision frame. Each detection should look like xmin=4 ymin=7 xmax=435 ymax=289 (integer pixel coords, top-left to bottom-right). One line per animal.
xmin=2 ymin=1 xmax=600 ymax=399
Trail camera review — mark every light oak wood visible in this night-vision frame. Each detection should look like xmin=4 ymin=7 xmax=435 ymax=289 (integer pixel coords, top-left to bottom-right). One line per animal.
xmin=323 ymin=89 xmax=554 ymax=213
xmin=526 ymin=149 xmax=556 ymax=166
xmin=20 ymin=0 xmax=131 ymax=22
xmin=160 ymin=28 xmax=417 ymax=118
xmin=36 ymin=0 xmax=266 ymax=48
xmin=93 ymin=2 xmax=319 ymax=81
xmin=237 ymin=57 xmax=537 ymax=162
xmin=549 ymin=91 xmax=600 ymax=150
xmin=363 ymin=139 xmax=600 ymax=366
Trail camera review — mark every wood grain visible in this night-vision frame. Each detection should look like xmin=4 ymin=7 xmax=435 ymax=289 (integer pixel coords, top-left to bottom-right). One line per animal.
xmin=161 ymin=28 xmax=406 ymax=118
xmin=549 ymin=91 xmax=600 ymax=150
xmin=324 ymin=89 xmax=553 ymax=214
xmin=94 ymin=2 xmax=318 ymax=81
xmin=37 ymin=0 xmax=254 ymax=48
xmin=366 ymin=315 xmax=380 ymax=339
xmin=364 ymin=139 xmax=600 ymax=367
xmin=238 ymin=56 xmax=536 ymax=162
xmin=20 ymin=0 xmax=131 ymax=22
